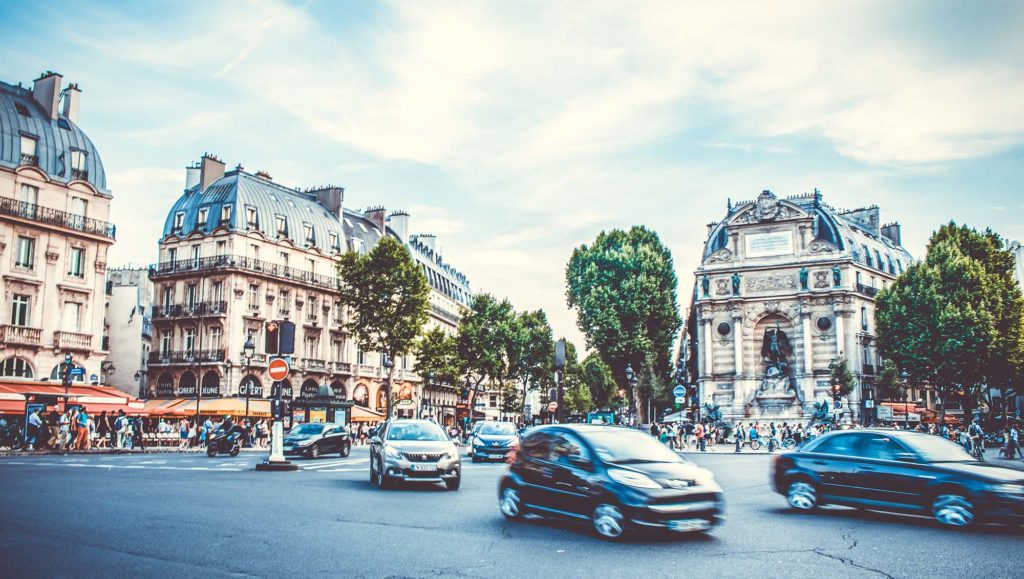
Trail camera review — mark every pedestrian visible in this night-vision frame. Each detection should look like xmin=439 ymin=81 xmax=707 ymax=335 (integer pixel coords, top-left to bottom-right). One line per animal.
xmin=695 ymin=421 xmax=706 ymax=452
xmin=25 ymin=408 xmax=42 ymax=451
xmin=75 ymin=407 xmax=91 ymax=450
xmin=114 ymin=410 xmax=128 ymax=449
xmin=58 ymin=409 xmax=72 ymax=450
xmin=179 ymin=419 xmax=191 ymax=450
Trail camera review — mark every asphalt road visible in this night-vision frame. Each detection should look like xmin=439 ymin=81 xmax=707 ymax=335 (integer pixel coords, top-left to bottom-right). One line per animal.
xmin=1 ymin=448 xmax=1021 ymax=579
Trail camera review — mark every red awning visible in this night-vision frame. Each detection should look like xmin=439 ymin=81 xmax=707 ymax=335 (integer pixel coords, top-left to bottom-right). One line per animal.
xmin=0 ymin=381 xmax=148 ymax=415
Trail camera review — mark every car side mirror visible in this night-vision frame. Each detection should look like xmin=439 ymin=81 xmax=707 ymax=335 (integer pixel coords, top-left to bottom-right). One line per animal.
xmin=370 ymin=436 xmax=382 ymax=445
xmin=569 ymin=456 xmax=593 ymax=470
xmin=894 ymin=452 xmax=917 ymax=463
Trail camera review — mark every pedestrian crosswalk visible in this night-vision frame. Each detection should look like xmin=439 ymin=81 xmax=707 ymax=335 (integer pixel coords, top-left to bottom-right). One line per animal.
xmin=0 ymin=455 xmax=505 ymax=474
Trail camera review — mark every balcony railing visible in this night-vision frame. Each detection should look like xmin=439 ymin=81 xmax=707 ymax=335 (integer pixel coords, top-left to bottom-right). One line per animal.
xmin=71 ymin=168 xmax=89 ymax=181
xmin=149 ymin=255 xmax=337 ymax=289
xmin=152 ymin=301 xmax=229 ymax=319
xmin=303 ymin=359 xmax=327 ymax=371
xmin=430 ymin=304 xmax=462 ymax=325
xmin=330 ymin=361 xmax=352 ymax=374
xmin=54 ymin=331 xmax=92 ymax=352
xmin=1 ymin=325 xmax=42 ymax=347
xmin=862 ymin=364 xmax=875 ymax=376
xmin=0 ymin=197 xmax=115 ymax=239
xmin=20 ymin=153 xmax=39 ymax=167
xmin=148 ymin=349 xmax=226 ymax=364
xmin=855 ymin=283 xmax=880 ymax=297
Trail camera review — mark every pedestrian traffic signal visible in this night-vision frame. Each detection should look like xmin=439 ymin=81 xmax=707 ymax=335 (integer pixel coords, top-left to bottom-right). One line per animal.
xmin=279 ymin=321 xmax=295 ymax=354
xmin=265 ymin=322 xmax=279 ymax=355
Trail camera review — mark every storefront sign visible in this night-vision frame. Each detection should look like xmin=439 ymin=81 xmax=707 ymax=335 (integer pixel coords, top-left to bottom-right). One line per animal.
xmin=745 ymin=231 xmax=793 ymax=258
xmin=177 ymin=385 xmax=196 ymax=397
xmin=876 ymin=405 xmax=893 ymax=420
xmin=300 ymin=384 xmax=320 ymax=399
xmin=200 ymin=384 xmax=220 ymax=397
xmin=239 ymin=381 xmax=263 ymax=398
xmin=155 ymin=383 xmax=174 ymax=398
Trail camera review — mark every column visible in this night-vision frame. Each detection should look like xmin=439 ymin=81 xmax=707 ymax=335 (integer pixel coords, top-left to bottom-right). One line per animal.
xmin=703 ymin=317 xmax=714 ymax=377
xmin=834 ymin=312 xmax=845 ymax=360
xmin=801 ymin=312 xmax=813 ymax=374
xmin=732 ymin=313 xmax=743 ymax=377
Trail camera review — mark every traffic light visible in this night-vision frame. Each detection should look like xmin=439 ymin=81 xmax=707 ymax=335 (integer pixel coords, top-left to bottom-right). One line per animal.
xmin=265 ymin=322 xmax=279 ymax=355
xmin=831 ymin=382 xmax=842 ymax=400
xmin=279 ymin=321 xmax=295 ymax=354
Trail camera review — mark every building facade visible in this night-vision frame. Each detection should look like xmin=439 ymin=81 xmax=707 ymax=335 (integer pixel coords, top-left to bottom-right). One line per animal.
xmin=0 ymin=71 xmax=115 ymax=384
xmin=692 ymin=190 xmax=912 ymax=423
xmin=144 ymin=155 xmax=472 ymax=423
xmin=104 ymin=267 xmax=153 ymax=397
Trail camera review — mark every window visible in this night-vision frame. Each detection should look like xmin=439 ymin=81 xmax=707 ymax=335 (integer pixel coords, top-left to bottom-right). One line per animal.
xmin=67 ymin=247 xmax=85 ymax=277
xmin=186 ymin=284 xmax=198 ymax=309
xmin=19 ymin=136 xmax=37 ymax=165
xmin=15 ymin=103 xmax=30 ymax=116
xmin=221 ymin=204 xmax=232 ymax=224
xmin=215 ymin=240 xmax=226 ymax=256
xmin=15 ymin=236 xmax=35 ymax=269
xmin=810 ymin=433 xmax=860 ymax=456
xmin=870 ymin=276 xmax=876 ymax=288
xmin=334 ymin=301 xmax=343 ymax=324
xmin=897 ymin=260 xmax=904 ymax=273
xmin=329 ymin=233 xmax=340 ymax=252
xmin=246 ymin=206 xmax=259 ymax=229
xmin=863 ymin=245 xmax=872 ymax=267
xmin=303 ymin=223 xmax=314 ymax=244
xmin=70 ymin=197 xmax=87 ymax=218
xmin=173 ymin=212 xmax=185 ymax=232
xmin=18 ymin=184 xmax=38 ymax=205
xmin=70 ymin=150 xmax=87 ymax=170
xmin=211 ymin=281 xmax=223 ymax=302
xmin=861 ymin=307 xmax=869 ymax=331
xmin=184 ymin=328 xmax=196 ymax=353
xmin=280 ymin=251 xmax=289 ymax=268
xmin=305 ymin=335 xmax=319 ymax=358
xmin=855 ymin=271 xmax=862 ymax=285
xmin=11 ymin=294 xmax=31 ymax=326
xmin=197 ymin=207 xmax=209 ymax=227
xmin=875 ymin=250 xmax=884 ymax=271
xmin=276 ymin=215 xmax=288 ymax=238
xmin=248 ymin=284 xmax=259 ymax=309
xmin=0 ymin=358 xmax=33 ymax=379
xmin=167 ymin=247 xmax=177 ymax=264
xmin=191 ymin=245 xmax=201 ymax=264
xmin=209 ymin=327 xmax=222 ymax=350
xmin=307 ymin=258 xmax=315 ymax=274
xmin=61 ymin=302 xmax=83 ymax=332
xmin=160 ymin=333 xmax=171 ymax=355
xmin=331 ymin=339 xmax=343 ymax=361
xmin=161 ymin=286 xmax=173 ymax=310
xmin=550 ymin=433 xmax=589 ymax=465
xmin=357 ymin=348 xmax=365 ymax=365
xmin=489 ymin=394 xmax=498 ymax=408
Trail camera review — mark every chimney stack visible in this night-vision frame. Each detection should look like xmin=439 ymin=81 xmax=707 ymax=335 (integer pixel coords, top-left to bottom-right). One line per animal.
xmin=184 ymin=162 xmax=201 ymax=190
xmin=387 ymin=211 xmax=410 ymax=243
xmin=417 ymin=234 xmax=436 ymax=252
xmin=365 ymin=206 xmax=387 ymax=232
xmin=61 ymin=83 xmax=81 ymax=123
xmin=881 ymin=222 xmax=902 ymax=247
xmin=199 ymin=154 xmax=225 ymax=192
xmin=32 ymin=71 xmax=63 ymax=120
xmin=309 ymin=186 xmax=344 ymax=218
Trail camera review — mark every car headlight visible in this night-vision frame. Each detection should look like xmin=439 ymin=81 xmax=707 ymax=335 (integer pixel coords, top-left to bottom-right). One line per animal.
xmin=990 ymin=483 xmax=1024 ymax=495
xmin=384 ymin=446 xmax=402 ymax=459
xmin=692 ymin=468 xmax=716 ymax=487
xmin=472 ymin=436 xmax=482 ymax=447
xmin=443 ymin=449 xmax=458 ymax=460
xmin=607 ymin=468 xmax=662 ymax=489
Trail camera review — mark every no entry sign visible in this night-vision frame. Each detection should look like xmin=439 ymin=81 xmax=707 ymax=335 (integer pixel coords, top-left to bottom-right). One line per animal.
xmin=547 ymin=402 xmax=558 ymax=412
xmin=268 ymin=357 xmax=290 ymax=381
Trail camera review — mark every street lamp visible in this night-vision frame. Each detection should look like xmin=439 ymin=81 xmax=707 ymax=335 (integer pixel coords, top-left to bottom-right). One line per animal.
xmin=625 ymin=364 xmax=637 ymax=426
xmin=900 ymin=369 xmax=910 ymax=430
xmin=423 ymin=370 xmax=434 ymax=420
xmin=383 ymin=354 xmax=395 ymax=418
xmin=241 ymin=337 xmax=256 ymax=420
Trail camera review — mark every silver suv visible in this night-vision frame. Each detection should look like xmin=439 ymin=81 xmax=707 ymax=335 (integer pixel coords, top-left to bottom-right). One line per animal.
xmin=370 ymin=419 xmax=461 ymax=490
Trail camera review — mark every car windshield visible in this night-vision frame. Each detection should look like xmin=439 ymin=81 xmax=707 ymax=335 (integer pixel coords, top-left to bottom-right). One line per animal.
xmin=586 ymin=429 xmax=683 ymax=464
xmin=905 ymin=434 xmax=975 ymax=462
xmin=289 ymin=423 xmax=325 ymax=435
xmin=478 ymin=422 xmax=516 ymax=436
xmin=387 ymin=422 xmax=448 ymax=442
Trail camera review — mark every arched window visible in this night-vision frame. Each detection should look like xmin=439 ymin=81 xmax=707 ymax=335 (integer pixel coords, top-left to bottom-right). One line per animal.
xmin=156 ymin=372 xmax=175 ymax=397
xmin=300 ymin=379 xmax=319 ymax=399
xmin=178 ymin=371 xmax=197 ymax=395
xmin=239 ymin=375 xmax=263 ymax=398
xmin=0 ymin=358 xmax=33 ymax=379
xmin=329 ymin=380 xmax=346 ymax=401
xmin=201 ymin=371 xmax=221 ymax=398
xmin=353 ymin=384 xmax=369 ymax=406
xmin=376 ymin=388 xmax=387 ymax=410
xmin=49 ymin=362 xmax=83 ymax=382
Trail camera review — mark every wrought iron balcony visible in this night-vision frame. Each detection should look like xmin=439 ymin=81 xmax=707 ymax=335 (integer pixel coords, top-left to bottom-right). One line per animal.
xmin=430 ymin=304 xmax=461 ymax=325
xmin=71 ymin=168 xmax=89 ymax=181
xmin=303 ymin=359 xmax=327 ymax=372
xmin=20 ymin=153 xmax=39 ymax=167
xmin=0 ymin=197 xmax=116 ymax=239
xmin=855 ymin=283 xmax=880 ymax=297
xmin=152 ymin=301 xmax=229 ymax=319
xmin=148 ymin=349 xmax=226 ymax=365
xmin=54 ymin=331 xmax=92 ymax=352
xmin=1 ymin=325 xmax=42 ymax=347
xmin=330 ymin=361 xmax=352 ymax=374
xmin=149 ymin=255 xmax=337 ymax=289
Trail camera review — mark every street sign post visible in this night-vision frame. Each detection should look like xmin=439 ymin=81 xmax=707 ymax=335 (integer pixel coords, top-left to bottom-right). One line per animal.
xmin=257 ymin=357 xmax=298 ymax=472
xmin=674 ymin=395 xmax=686 ymax=404
xmin=69 ymin=367 xmax=85 ymax=377
xmin=547 ymin=402 xmax=558 ymax=413
xmin=673 ymin=385 xmax=686 ymax=398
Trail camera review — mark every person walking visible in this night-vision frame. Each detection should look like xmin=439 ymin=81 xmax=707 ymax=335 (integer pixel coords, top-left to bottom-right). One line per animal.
xmin=58 ymin=409 xmax=72 ymax=451
xmin=75 ymin=407 xmax=91 ymax=450
xmin=25 ymin=408 xmax=42 ymax=451
xmin=734 ymin=422 xmax=744 ymax=452
xmin=695 ymin=421 xmax=706 ymax=452
xmin=114 ymin=410 xmax=128 ymax=449
xmin=179 ymin=418 xmax=191 ymax=450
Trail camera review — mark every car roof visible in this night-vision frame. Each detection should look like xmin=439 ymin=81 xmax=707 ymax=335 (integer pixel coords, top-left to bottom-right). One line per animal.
xmin=527 ymin=423 xmax=636 ymax=435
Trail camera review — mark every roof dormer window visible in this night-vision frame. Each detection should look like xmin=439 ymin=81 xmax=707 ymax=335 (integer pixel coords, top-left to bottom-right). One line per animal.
xmin=245 ymin=206 xmax=259 ymax=230
xmin=221 ymin=204 xmax=232 ymax=224
xmin=15 ymin=103 xmax=30 ymax=117
xmin=329 ymin=233 xmax=340 ymax=252
xmin=173 ymin=212 xmax=185 ymax=233
xmin=197 ymin=207 xmax=209 ymax=227
xmin=276 ymin=215 xmax=288 ymax=238
xmin=69 ymin=150 xmax=88 ymax=181
xmin=303 ymin=223 xmax=314 ymax=245
xmin=19 ymin=135 xmax=38 ymax=167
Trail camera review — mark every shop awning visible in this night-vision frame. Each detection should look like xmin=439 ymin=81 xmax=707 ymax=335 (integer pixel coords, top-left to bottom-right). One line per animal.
xmin=351 ymin=405 xmax=386 ymax=423
xmin=0 ymin=381 xmax=147 ymax=415
xmin=147 ymin=398 xmax=272 ymax=418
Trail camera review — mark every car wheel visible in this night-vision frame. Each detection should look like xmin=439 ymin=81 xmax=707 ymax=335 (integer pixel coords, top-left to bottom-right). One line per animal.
xmin=932 ymin=494 xmax=975 ymax=527
xmin=340 ymin=443 xmax=351 ymax=458
xmin=445 ymin=476 xmax=461 ymax=491
xmin=592 ymin=503 xmax=626 ymax=540
xmin=206 ymin=445 xmax=217 ymax=458
xmin=471 ymin=455 xmax=480 ymax=463
xmin=375 ymin=459 xmax=390 ymax=490
xmin=309 ymin=444 xmax=320 ymax=459
xmin=499 ymin=487 xmax=525 ymax=519
xmin=786 ymin=480 xmax=818 ymax=510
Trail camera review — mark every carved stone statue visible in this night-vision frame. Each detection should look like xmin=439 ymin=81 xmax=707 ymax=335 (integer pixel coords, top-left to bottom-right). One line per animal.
xmin=753 ymin=190 xmax=780 ymax=221
xmin=799 ymin=267 xmax=809 ymax=291
xmin=701 ymin=275 xmax=710 ymax=297
xmin=731 ymin=272 xmax=741 ymax=295
xmin=756 ymin=326 xmax=800 ymax=400
xmin=832 ymin=264 xmax=842 ymax=287
xmin=812 ymin=400 xmax=830 ymax=423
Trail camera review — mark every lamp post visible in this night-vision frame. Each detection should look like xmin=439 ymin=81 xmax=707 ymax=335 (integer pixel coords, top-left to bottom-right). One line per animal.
xmin=134 ymin=370 xmax=142 ymax=399
xmin=383 ymin=354 xmax=395 ymax=418
xmin=423 ymin=370 xmax=433 ymax=420
xmin=900 ymin=369 xmax=910 ymax=430
xmin=625 ymin=364 xmax=638 ymax=426
xmin=241 ymin=337 xmax=256 ymax=420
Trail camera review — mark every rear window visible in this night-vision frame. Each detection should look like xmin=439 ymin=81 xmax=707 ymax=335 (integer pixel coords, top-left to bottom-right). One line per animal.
xmin=808 ymin=434 xmax=859 ymax=456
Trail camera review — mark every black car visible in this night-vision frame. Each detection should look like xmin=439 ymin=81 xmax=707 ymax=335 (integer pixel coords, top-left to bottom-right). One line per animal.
xmin=772 ymin=429 xmax=1024 ymax=527
xmin=282 ymin=422 xmax=351 ymax=459
xmin=498 ymin=424 xmax=724 ymax=540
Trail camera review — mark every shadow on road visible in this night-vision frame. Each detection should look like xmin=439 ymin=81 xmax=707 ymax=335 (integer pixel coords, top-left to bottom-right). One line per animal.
xmin=762 ymin=505 xmax=1024 ymax=536
xmin=494 ymin=513 xmax=720 ymax=545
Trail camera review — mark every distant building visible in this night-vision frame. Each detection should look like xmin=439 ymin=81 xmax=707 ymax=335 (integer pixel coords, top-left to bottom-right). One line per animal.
xmin=105 ymin=267 xmax=153 ymax=397
xmin=0 ymin=71 xmax=115 ymax=384
xmin=691 ymin=190 xmax=913 ymax=423
xmin=1010 ymin=240 xmax=1023 ymax=289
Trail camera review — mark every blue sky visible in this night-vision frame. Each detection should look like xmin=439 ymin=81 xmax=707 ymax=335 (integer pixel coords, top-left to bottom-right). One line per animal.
xmin=3 ymin=0 xmax=1023 ymax=350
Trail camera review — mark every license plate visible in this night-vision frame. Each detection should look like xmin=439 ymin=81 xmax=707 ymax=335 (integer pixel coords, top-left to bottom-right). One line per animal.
xmin=410 ymin=464 xmax=435 ymax=471
xmin=667 ymin=519 xmax=710 ymax=532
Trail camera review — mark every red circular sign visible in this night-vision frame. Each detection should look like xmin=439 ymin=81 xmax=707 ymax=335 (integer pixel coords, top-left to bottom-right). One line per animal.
xmin=268 ymin=358 xmax=290 ymax=381
xmin=547 ymin=402 xmax=558 ymax=412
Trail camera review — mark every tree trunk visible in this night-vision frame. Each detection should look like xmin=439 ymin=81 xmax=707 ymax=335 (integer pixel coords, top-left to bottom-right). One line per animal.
xmin=385 ymin=360 xmax=395 ymax=419
xmin=936 ymin=390 xmax=946 ymax=426
xmin=962 ymin=392 xmax=974 ymax=427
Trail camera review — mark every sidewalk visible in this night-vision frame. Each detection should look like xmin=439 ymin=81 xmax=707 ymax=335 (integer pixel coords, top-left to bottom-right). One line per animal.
xmin=0 ymin=447 xmax=268 ymax=457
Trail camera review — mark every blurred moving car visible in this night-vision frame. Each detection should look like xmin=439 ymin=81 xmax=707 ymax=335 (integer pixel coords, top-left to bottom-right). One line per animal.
xmin=498 ymin=424 xmax=724 ymax=540
xmin=470 ymin=421 xmax=519 ymax=462
xmin=370 ymin=419 xmax=461 ymax=490
xmin=772 ymin=429 xmax=1024 ymax=527
xmin=282 ymin=422 xmax=352 ymax=459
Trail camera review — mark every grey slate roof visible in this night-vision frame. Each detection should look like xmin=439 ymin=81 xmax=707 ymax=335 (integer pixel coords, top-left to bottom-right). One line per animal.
xmin=0 ymin=80 xmax=108 ymax=193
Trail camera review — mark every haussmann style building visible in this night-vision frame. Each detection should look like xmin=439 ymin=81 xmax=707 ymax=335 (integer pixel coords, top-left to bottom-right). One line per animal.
xmin=690 ymin=190 xmax=913 ymax=424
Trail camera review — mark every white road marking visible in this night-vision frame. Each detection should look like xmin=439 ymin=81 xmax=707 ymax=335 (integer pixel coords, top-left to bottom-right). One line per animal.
xmin=0 ymin=461 xmax=241 ymax=472
xmin=302 ymin=458 xmax=368 ymax=470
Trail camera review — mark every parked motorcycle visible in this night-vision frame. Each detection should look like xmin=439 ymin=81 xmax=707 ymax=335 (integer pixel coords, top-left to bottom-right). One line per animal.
xmin=206 ymin=425 xmax=243 ymax=457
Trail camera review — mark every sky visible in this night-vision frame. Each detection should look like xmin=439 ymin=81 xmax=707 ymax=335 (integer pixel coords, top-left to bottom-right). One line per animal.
xmin=3 ymin=0 xmax=1023 ymax=351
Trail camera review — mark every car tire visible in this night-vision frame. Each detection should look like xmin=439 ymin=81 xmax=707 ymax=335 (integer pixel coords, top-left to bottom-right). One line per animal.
xmin=309 ymin=444 xmax=320 ymax=459
xmin=932 ymin=493 xmax=975 ymax=527
xmin=786 ymin=480 xmax=818 ymax=511
xmin=471 ymin=455 xmax=480 ymax=463
xmin=340 ymin=443 xmax=351 ymax=458
xmin=499 ymin=486 xmax=525 ymax=519
xmin=375 ymin=459 xmax=390 ymax=490
xmin=206 ymin=445 xmax=217 ymax=458
xmin=592 ymin=503 xmax=627 ymax=541
xmin=445 ymin=476 xmax=461 ymax=491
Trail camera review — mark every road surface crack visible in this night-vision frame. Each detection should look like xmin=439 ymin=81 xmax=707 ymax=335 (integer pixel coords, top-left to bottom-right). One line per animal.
xmin=812 ymin=548 xmax=895 ymax=579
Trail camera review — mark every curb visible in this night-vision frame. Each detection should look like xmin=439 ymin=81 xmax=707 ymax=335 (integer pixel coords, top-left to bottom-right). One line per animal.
xmin=0 ymin=448 xmax=269 ymax=457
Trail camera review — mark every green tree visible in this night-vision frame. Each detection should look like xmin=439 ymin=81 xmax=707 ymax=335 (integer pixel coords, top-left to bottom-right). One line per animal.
xmin=413 ymin=327 xmax=460 ymax=386
xmin=336 ymin=236 xmax=430 ymax=417
xmin=874 ymin=359 xmax=906 ymax=402
xmin=876 ymin=228 xmax=999 ymax=424
xmin=457 ymin=293 xmax=515 ymax=406
xmin=566 ymin=226 xmax=682 ymax=423
xmin=504 ymin=309 xmax=554 ymax=420
xmin=580 ymin=353 xmax=617 ymax=409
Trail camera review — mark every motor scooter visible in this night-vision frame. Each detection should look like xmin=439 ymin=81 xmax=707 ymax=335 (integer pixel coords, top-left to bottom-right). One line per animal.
xmin=206 ymin=426 xmax=243 ymax=457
